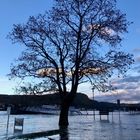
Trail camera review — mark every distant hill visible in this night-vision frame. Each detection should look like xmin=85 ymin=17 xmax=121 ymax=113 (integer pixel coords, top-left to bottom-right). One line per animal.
xmin=0 ymin=93 xmax=118 ymax=110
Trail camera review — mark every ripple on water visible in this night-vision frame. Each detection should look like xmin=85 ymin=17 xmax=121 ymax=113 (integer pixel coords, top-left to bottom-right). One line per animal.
xmin=0 ymin=112 xmax=140 ymax=140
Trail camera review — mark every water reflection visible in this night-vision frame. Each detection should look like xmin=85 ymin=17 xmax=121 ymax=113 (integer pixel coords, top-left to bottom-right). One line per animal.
xmin=1 ymin=113 xmax=140 ymax=140
xmin=59 ymin=126 xmax=69 ymax=140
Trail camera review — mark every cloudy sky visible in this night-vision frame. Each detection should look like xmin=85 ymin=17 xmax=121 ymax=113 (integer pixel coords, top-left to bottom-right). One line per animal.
xmin=0 ymin=0 xmax=140 ymax=103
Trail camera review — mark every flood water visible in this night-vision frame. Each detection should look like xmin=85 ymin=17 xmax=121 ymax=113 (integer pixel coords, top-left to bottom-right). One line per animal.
xmin=0 ymin=111 xmax=140 ymax=140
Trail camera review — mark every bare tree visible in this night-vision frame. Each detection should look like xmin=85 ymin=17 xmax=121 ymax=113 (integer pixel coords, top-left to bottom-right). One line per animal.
xmin=15 ymin=80 xmax=57 ymax=95
xmin=8 ymin=0 xmax=134 ymax=126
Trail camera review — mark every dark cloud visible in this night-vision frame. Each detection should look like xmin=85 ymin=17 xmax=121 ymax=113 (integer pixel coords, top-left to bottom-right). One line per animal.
xmin=119 ymin=75 xmax=140 ymax=83
xmin=135 ymin=56 xmax=140 ymax=63
xmin=95 ymin=75 xmax=140 ymax=103
xmin=116 ymin=82 xmax=138 ymax=90
xmin=133 ymin=48 xmax=140 ymax=53
xmin=124 ymin=84 xmax=138 ymax=90
xmin=95 ymin=94 xmax=118 ymax=103
xmin=119 ymin=91 xmax=140 ymax=102
xmin=96 ymin=89 xmax=140 ymax=103
xmin=133 ymin=65 xmax=140 ymax=73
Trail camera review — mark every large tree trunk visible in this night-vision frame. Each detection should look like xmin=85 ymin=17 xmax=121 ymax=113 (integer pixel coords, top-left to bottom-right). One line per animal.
xmin=59 ymin=92 xmax=76 ymax=126
xmin=59 ymin=101 xmax=70 ymax=126
xmin=59 ymin=126 xmax=69 ymax=140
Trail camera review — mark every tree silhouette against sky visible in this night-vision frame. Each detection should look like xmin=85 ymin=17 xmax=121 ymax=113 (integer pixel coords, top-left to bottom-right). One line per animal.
xmin=8 ymin=0 xmax=134 ymax=126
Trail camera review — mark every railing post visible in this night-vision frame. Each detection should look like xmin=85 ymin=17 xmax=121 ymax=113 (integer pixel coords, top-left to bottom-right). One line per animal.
xmin=6 ymin=107 xmax=11 ymax=134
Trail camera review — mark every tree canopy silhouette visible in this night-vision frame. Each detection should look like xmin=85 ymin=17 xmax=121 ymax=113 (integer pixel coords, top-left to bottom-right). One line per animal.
xmin=8 ymin=0 xmax=134 ymax=126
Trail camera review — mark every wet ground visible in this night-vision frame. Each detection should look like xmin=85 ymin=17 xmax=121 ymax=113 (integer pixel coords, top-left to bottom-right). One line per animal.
xmin=0 ymin=111 xmax=140 ymax=140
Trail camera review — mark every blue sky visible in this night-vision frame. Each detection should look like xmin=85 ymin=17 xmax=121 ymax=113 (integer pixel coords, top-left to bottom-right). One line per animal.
xmin=0 ymin=0 xmax=140 ymax=103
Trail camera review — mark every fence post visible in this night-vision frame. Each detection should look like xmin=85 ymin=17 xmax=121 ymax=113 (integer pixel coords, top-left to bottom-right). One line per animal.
xmin=6 ymin=107 xmax=11 ymax=134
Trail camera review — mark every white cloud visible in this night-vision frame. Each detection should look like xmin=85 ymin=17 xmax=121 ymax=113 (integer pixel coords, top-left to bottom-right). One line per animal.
xmin=78 ymin=83 xmax=92 ymax=95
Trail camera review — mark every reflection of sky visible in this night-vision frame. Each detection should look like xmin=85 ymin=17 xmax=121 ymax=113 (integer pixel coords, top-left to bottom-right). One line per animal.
xmin=0 ymin=0 xmax=140 ymax=103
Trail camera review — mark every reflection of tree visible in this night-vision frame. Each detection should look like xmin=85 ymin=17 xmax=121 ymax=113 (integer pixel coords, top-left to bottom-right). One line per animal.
xmin=59 ymin=126 xmax=69 ymax=140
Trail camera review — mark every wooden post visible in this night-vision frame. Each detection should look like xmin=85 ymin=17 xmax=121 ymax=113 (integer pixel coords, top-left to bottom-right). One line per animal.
xmin=94 ymin=109 xmax=95 ymax=120
xmin=107 ymin=114 xmax=109 ymax=120
xmin=112 ymin=111 xmax=113 ymax=122
xmin=92 ymin=87 xmax=95 ymax=120
xmin=6 ymin=107 xmax=11 ymax=135
xmin=117 ymin=99 xmax=121 ymax=122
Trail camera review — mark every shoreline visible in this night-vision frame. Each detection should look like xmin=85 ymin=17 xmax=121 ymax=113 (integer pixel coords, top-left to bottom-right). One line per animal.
xmin=7 ymin=129 xmax=60 ymax=140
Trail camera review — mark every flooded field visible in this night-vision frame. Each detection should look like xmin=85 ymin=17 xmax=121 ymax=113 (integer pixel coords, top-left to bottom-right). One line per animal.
xmin=0 ymin=111 xmax=140 ymax=140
